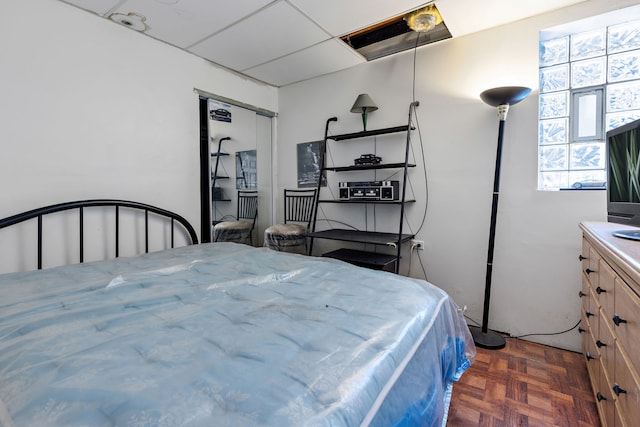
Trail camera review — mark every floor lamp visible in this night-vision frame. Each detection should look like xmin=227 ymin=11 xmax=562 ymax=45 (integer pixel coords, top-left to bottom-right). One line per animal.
xmin=470 ymin=86 xmax=531 ymax=350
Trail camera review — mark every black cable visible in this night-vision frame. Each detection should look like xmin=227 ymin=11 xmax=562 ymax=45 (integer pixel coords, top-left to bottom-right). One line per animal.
xmin=463 ymin=317 xmax=582 ymax=339
xmin=396 ymin=37 xmax=430 ymax=275
xmin=414 ymin=249 xmax=428 ymax=281
xmin=411 ymin=108 xmax=429 ymax=236
xmin=465 ymin=315 xmax=481 ymax=327
xmin=508 ymin=319 xmax=582 ymax=340
xmin=412 ymin=32 xmax=420 ymax=103
xmin=408 ymin=35 xmax=429 ymax=237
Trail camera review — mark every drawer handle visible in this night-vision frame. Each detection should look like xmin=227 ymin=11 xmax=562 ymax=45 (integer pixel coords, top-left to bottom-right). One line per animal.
xmin=579 ymin=254 xmax=587 ymax=261
xmin=596 ymin=392 xmax=606 ymax=402
xmin=596 ymin=286 xmax=607 ymax=294
xmin=586 ymin=310 xmax=595 ymax=318
xmin=612 ymin=314 xmax=627 ymax=326
xmin=586 ymin=351 xmax=596 ymax=361
xmin=596 ymin=340 xmax=607 ymax=348
xmin=613 ymin=384 xmax=627 ymax=396
xmin=585 ymin=268 xmax=595 ymax=275
xmin=578 ymin=327 xmax=586 ymax=334
xmin=578 ymin=291 xmax=587 ymax=298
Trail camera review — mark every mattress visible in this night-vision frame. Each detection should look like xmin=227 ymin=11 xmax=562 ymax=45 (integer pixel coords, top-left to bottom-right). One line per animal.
xmin=0 ymin=242 xmax=474 ymax=426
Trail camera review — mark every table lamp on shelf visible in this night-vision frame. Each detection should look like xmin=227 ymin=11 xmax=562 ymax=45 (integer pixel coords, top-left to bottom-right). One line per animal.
xmin=350 ymin=94 xmax=378 ymax=131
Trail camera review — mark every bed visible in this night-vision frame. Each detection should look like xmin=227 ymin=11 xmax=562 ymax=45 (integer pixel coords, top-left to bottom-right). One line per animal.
xmin=0 ymin=200 xmax=474 ymax=427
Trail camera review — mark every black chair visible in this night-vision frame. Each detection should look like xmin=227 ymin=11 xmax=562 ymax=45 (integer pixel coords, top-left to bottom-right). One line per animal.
xmin=213 ymin=190 xmax=258 ymax=245
xmin=264 ymin=189 xmax=317 ymax=254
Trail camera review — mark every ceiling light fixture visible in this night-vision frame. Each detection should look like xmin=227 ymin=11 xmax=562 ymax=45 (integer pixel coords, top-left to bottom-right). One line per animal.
xmin=404 ymin=4 xmax=443 ymax=33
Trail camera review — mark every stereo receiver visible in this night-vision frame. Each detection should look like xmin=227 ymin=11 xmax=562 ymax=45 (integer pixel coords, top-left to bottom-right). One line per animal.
xmin=338 ymin=181 xmax=399 ymax=201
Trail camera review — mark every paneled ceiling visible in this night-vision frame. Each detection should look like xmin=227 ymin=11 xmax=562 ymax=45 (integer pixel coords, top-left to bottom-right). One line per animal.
xmin=58 ymin=0 xmax=586 ymax=87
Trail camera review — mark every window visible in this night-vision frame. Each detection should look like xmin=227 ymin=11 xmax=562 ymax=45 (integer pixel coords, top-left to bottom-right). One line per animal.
xmin=538 ymin=9 xmax=640 ymax=190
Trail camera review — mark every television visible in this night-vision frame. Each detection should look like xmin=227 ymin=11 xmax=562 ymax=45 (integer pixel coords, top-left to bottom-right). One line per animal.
xmin=607 ymin=117 xmax=640 ymax=238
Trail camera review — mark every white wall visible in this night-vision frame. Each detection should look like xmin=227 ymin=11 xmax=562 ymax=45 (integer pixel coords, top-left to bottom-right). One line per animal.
xmin=0 ymin=0 xmax=277 ymax=251
xmin=278 ymin=0 xmax=640 ymax=351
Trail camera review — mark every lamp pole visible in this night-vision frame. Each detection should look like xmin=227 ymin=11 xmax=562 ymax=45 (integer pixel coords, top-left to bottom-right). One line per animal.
xmin=470 ymin=86 xmax=531 ymax=349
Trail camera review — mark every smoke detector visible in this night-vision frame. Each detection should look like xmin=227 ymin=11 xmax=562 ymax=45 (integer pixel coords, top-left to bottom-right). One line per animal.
xmin=109 ymin=12 xmax=149 ymax=32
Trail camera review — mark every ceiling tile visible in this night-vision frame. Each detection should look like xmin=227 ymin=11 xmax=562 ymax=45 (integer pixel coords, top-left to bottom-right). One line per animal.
xmin=109 ymin=0 xmax=274 ymax=48
xmin=289 ymin=0 xmax=428 ymax=36
xmin=189 ymin=1 xmax=330 ymax=71
xmin=60 ymin=0 xmax=121 ymax=16
xmin=435 ymin=0 xmax=588 ymax=38
xmin=57 ymin=0 xmax=595 ymax=88
xmin=244 ymin=39 xmax=365 ymax=86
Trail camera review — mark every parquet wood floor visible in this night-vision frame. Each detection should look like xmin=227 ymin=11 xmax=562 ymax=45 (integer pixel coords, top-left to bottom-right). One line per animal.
xmin=447 ymin=338 xmax=601 ymax=427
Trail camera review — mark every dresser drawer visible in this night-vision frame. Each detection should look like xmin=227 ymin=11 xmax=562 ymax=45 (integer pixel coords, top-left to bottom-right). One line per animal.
xmin=586 ymin=286 xmax=600 ymax=333
xmin=614 ymin=344 xmax=640 ymax=427
xmin=586 ymin=242 xmax=601 ymax=288
xmin=583 ymin=324 xmax=600 ymax=387
xmin=598 ymin=316 xmax=616 ymax=383
xmin=598 ymin=358 xmax=616 ymax=427
xmin=580 ymin=222 xmax=640 ymax=427
xmin=581 ymin=237 xmax=591 ymax=271
xmin=613 ymin=277 xmax=640 ymax=370
xmin=614 ymin=402 xmax=624 ymax=427
xmin=580 ymin=276 xmax=591 ymax=312
xmin=580 ymin=310 xmax=591 ymax=337
xmin=597 ymin=260 xmax=616 ymax=319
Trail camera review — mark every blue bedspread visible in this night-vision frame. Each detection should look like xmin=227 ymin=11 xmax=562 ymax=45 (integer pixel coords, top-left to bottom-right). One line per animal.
xmin=0 ymin=243 xmax=474 ymax=426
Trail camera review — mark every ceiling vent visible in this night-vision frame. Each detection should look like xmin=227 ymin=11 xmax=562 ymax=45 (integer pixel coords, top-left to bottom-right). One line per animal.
xmin=340 ymin=4 xmax=450 ymax=61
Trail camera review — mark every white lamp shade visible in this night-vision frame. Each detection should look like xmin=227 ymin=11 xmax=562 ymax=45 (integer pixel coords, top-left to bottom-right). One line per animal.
xmin=350 ymin=94 xmax=378 ymax=113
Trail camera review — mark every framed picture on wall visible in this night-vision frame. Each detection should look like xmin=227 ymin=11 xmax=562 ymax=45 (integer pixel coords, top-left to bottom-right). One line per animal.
xmin=297 ymin=141 xmax=326 ymax=188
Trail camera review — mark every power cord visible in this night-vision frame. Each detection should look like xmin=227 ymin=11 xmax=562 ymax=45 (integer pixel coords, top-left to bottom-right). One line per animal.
xmin=410 ymin=30 xmax=429 ymax=235
xmin=408 ymin=240 xmax=429 ymax=281
xmin=508 ymin=319 xmax=582 ymax=340
xmin=408 ymin=241 xmax=419 ymax=276
xmin=463 ymin=317 xmax=582 ymax=340
xmin=465 ymin=314 xmax=481 ymax=327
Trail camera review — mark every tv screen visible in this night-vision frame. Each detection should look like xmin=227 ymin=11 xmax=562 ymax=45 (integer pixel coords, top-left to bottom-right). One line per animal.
xmin=607 ymin=117 xmax=640 ymax=226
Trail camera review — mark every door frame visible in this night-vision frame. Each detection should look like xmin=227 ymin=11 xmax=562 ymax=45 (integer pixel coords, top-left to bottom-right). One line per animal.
xmin=196 ymin=90 xmax=276 ymax=243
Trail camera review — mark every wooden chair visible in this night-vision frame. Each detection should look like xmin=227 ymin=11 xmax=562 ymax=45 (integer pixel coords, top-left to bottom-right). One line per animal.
xmin=213 ymin=190 xmax=258 ymax=245
xmin=264 ymin=189 xmax=317 ymax=254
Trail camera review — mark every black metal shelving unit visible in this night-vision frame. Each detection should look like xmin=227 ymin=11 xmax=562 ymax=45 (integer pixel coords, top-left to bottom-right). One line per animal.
xmin=211 ymin=137 xmax=231 ymax=202
xmin=308 ymin=101 xmax=419 ymax=274
xmin=211 ymin=137 xmax=231 ymax=230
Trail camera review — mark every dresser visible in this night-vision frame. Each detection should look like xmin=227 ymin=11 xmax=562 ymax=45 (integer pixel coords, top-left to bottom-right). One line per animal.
xmin=579 ymin=222 xmax=640 ymax=427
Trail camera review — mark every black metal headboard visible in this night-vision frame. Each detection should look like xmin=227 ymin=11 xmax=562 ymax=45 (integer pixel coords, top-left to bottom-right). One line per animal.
xmin=0 ymin=199 xmax=198 ymax=270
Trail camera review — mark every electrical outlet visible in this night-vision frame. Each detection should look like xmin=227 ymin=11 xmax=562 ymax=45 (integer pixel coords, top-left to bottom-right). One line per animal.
xmin=412 ymin=239 xmax=424 ymax=250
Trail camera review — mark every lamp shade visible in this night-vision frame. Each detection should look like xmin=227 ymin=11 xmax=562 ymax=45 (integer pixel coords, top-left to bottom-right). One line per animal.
xmin=480 ymin=86 xmax=531 ymax=107
xmin=350 ymin=94 xmax=378 ymax=113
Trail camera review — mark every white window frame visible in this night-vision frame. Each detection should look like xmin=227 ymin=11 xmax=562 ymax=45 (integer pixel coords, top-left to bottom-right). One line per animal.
xmin=538 ymin=7 xmax=640 ymax=191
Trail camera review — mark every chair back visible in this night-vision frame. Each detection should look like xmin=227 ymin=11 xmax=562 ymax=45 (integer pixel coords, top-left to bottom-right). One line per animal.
xmin=284 ymin=189 xmax=317 ymax=228
xmin=237 ymin=191 xmax=258 ymax=222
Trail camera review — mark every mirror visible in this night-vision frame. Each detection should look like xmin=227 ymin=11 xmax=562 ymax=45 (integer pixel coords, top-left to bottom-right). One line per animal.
xmin=236 ymin=150 xmax=257 ymax=189
xmin=206 ymin=98 xmax=273 ymax=247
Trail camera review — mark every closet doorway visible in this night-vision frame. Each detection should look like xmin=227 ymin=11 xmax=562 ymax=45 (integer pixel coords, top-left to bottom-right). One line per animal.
xmin=198 ymin=93 xmax=275 ymax=245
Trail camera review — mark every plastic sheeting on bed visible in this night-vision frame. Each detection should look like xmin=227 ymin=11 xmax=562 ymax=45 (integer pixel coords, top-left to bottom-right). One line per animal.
xmin=0 ymin=242 xmax=474 ymax=427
